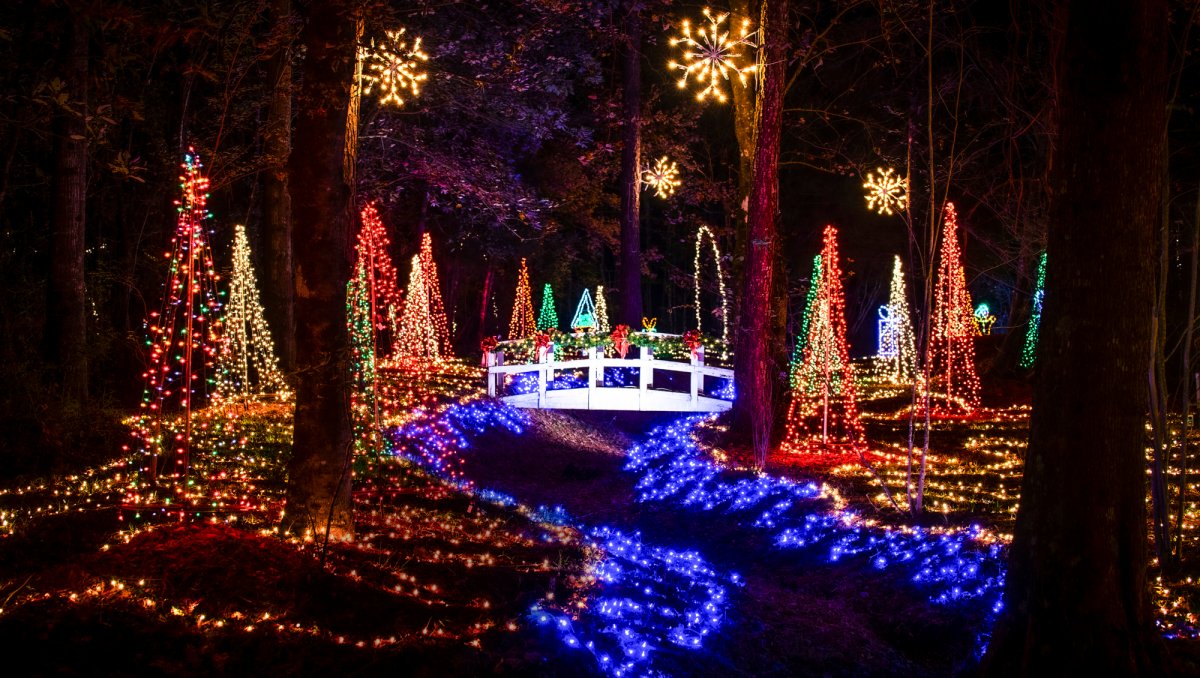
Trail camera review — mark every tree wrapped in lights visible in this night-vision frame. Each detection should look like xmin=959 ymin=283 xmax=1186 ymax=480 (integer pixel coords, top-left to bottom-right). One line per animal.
xmin=788 ymin=255 xmax=822 ymax=389
xmin=643 ymin=156 xmax=681 ymax=198
xmin=694 ymin=225 xmax=729 ymax=348
xmin=537 ymin=283 xmax=558 ymax=331
xmin=418 ymin=232 xmax=451 ymax=356
xmin=928 ymin=202 xmax=982 ymax=415
xmin=349 ymin=203 xmax=403 ymax=356
xmin=394 ymin=254 xmax=440 ymax=363
xmin=135 ymin=149 xmax=224 ymax=480
xmin=781 ymin=226 xmax=865 ymax=454
xmin=1020 ymin=251 xmax=1047 ymax=368
xmin=509 ymin=258 xmax=536 ymax=340
xmin=668 ymin=7 xmax=757 ymax=104
xmin=862 ymin=167 xmax=908 ymax=216
xmin=216 ymin=223 xmax=289 ymax=400
xmin=571 ymin=288 xmax=597 ymax=331
xmin=360 ymin=27 xmax=429 ymax=107
xmin=878 ymin=255 xmax=917 ymax=384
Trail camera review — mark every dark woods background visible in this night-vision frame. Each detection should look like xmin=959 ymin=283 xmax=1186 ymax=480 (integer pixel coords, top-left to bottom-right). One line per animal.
xmin=2 ymin=0 xmax=1199 ymax=470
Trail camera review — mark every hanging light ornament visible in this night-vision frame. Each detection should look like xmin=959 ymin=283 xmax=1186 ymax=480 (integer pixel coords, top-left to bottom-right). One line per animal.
xmin=667 ymin=8 xmax=757 ymax=104
xmin=361 ymin=28 xmax=429 ymax=107
xmin=643 ymin=156 xmax=682 ymax=198
xmin=862 ymin=167 xmax=908 ymax=216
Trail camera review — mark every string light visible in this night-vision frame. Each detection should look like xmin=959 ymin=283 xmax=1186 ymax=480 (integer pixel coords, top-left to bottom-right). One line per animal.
xmin=862 ymin=167 xmax=908 ymax=216
xmin=508 ymin=259 xmax=537 ymax=340
xmin=667 ymin=7 xmax=757 ymax=104
xmin=570 ymin=288 xmax=597 ymax=331
xmin=351 ymin=202 xmax=404 ymax=355
xmin=216 ymin=223 xmax=289 ymax=401
xmin=537 ymin=283 xmax=559 ymax=331
xmin=360 ymin=28 xmax=429 ymax=108
xmin=693 ymin=225 xmax=729 ymax=352
xmin=789 ymin=255 xmax=822 ymax=390
xmin=781 ymin=225 xmax=866 ymax=456
xmin=877 ymin=255 xmax=917 ymax=384
xmin=973 ymin=303 xmax=996 ymax=336
xmin=643 ymin=156 xmax=681 ymax=198
xmin=929 ymin=202 xmax=982 ymax=415
xmin=393 ymin=255 xmax=441 ymax=364
xmin=132 ymin=148 xmax=223 ymax=484
xmin=1020 ymin=252 xmax=1046 ymax=368
xmin=418 ymin=232 xmax=452 ymax=356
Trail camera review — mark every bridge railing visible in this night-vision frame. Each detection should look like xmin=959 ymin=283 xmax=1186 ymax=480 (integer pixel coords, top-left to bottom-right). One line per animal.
xmin=483 ymin=341 xmax=734 ymax=412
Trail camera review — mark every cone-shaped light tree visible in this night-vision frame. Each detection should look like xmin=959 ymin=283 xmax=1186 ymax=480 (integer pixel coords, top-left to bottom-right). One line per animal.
xmin=216 ymin=223 xmax=290 ymax=399
xmin=780 ymin=225 xmax=865 ymax=454
xmin=571 ymin=288 xmax=597 ymax=331
xmin=350 ymin=202 xmax=403 ymax=356
xmin=594 ymin=285 xmax=610 ymax=334
xmin=789 ymin=254 xmax=822 ymax=388
xmin=1020 ymin=251 xmax=1047 ymax=369
xmin=508 ymin=258 xmax=536 ymax=340
xmin=537 ymin=282 xmax=558 ymax=331
xmin=879 ymin=255 xmax=917 ymax=384
xmin=394 ymin=254 xmax=440 ymax=362
xmin=927 ymin=202 xmax=981 ymax=415
xmin=418 ymin=232 xmax=451 ymax=356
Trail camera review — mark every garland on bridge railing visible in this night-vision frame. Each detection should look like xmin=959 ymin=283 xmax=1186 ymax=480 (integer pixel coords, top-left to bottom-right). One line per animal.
xmin=489 ymin=330 xmax=730 ymax=365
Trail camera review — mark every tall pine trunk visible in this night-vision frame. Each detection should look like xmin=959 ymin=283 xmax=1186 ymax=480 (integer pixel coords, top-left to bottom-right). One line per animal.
xmin=263 ymin=0 xmax=295 ymax=374
xmin=48 ymin=15 xmax=88 ymax=405
xmin=617 ymin=2 xmax=642 ymax=326
xmin=982 ymin=0 xmax=1166 ymax=672
xmin=286 ymin=0 xmax=356 ymax=542
xmin=733 ymin=0 xmax=787 ymax=468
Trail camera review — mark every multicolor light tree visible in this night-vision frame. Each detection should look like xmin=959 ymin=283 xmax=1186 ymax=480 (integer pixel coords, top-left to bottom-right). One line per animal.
xmin=537 ymin=283 xmax=558 ymax=331
xmin=1020 ymin=251 xmax=1047 ymax=368
xmin=781 ymin=225 xmax=865 ymax=454
xmin=928 ymin=202 xmax=981 ymax=415
xmin=418 ymin=232 xmax=451 ymax=355
xmin=878 ymin=255 xmax=917 ymax=384
xmin=350 ymin=202 xmax=403 ymax=356
xmin=509 ymin=258 xmax=536 ymax=340
xmin=394 ymin=254 xmax=441 ymax=363
xmin=215 ymin=223 xmax=289 ymax=400
xmin=571 ymin=288 xmax=597 ymax=331
xmin=135 ymin=149 xmax=224 ymax=480
xmin=788 ymin=254 xmax=822 ymax=388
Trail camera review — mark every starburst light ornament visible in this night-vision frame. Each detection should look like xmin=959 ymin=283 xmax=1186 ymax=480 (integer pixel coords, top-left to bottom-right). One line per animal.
xmin=862 ymin=167 xmax=908 ymax=216
xmin=361 ymin=28 xmax=429 ymax=107
xmin=668 ymin=8 xmax=757 ymax=104
xmin=643 ymin=156 xmax=681 ymax=198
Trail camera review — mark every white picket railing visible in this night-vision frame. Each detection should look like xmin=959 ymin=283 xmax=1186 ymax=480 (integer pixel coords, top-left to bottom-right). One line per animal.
xmin=484 ymin=343 xmax=733 ymax=413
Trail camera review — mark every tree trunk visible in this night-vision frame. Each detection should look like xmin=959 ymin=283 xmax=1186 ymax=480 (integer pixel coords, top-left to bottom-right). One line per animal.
xmin=733 ymin=0 xmax=788 ymax=469
xmin=982 ymin=0 xmax=1166 ymax=673
xmin=285 ymin=0 xmax=356 ymax=542
xmin=262 ymin=0 xmax=295 ymax=374
xmin=48 ymin=15 xmax=88 ymax=405
xmin=617 ymin=2 xmax=642 ymax=326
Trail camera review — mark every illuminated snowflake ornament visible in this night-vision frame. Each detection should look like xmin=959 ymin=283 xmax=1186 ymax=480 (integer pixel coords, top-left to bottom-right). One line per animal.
xmin=361 ymin=28 xmax=429 ymax=107
xmin=668 ymin=8 xmax=757 ymax=104
xmin=862 ymin=167 xmax=908 ymax=216
xmin=643 ymin=156 xmax=681 ymax=198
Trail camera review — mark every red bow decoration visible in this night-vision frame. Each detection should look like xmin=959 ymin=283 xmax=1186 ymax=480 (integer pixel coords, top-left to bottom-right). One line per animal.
xmin=611 ymin=324 xmax=631 ymax=359
xmin=480 ymin=336 xmax=500 ymax=366
xmin=534 ymin=332 xmax=553 ymax=361
xmin=682 ymin=329 xmax=703 ymax=359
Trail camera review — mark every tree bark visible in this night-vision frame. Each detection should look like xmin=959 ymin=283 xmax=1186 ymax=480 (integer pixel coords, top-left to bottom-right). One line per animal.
xmin=982 ymin=0 xmax=1167 ymax=673
xmin=48 ymin=14 xmax=88 ymax=405
xmin=262 ymin=0 xmax=296 ymax=374
xmin=285 ymin=0 xmax=356 ymax=542
xmin=732 ymin=0 xmax=788 ymax=468
xmin=617 ymin=1 xmax=643 ymax=326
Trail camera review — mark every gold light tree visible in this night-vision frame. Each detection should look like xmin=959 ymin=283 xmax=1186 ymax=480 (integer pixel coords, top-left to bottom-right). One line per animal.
xmin=862 ymin=167 xmax=908 ymax=216
xmin=216 ymin=223 xmax=290 ymax=401
xmin=668 ymin=8 xmax=757 ymax=104
xmin=643 ymin=156 xmax=682 ymax=198
xmin=361 ymin=28 xmax=429 ymax=107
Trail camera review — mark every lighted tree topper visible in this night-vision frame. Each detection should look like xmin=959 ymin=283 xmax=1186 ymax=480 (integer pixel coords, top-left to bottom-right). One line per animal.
xmin=668 ymin=7 xmax=757 ymax=104
xmin=694 ymin=225 xmax=729 ymax=349
xmin=781 ymin=225 xmax=866 ymax=454
xmin=928 ymin=202 xmax=982 ymax=415
xmin=537 ymin=283 xmax=559 ymax=331
xmin=135 ymin=149 xmax=224 ymax=481
xmin=1020 ymin=251 xmax=1047 ymax=368
xmin=215 ymin=223 xmax=289 ymax=400
xmin=877 ymin=255 xmax=917 ymax=384
xmin=643 ymin=156 xmax=681 ymax=198
xmin=508 ymin=258 xmax=537 ymax=340
xmin=360 ymin=27 xmax=429 ymax=107
xmin=862 ymin=166 xmax=908 ymax=216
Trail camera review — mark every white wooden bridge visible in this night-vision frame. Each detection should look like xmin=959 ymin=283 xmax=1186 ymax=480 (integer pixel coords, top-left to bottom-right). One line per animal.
xmin=484 ymin=339 xmax=734 ymax=413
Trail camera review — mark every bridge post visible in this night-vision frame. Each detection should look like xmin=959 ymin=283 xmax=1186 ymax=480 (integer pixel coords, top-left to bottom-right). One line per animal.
xmin=486 ymin=350 xmax=502 ymax=397
xmin=639 ymin=345 xmax=652 ymax=410
xmin=538 ymin=346 xmax=551 ymax=407
xmin=690 ymin=345 xmax=702 ymax=407
xmin=587 ymin=346 xmax=597 ymax=409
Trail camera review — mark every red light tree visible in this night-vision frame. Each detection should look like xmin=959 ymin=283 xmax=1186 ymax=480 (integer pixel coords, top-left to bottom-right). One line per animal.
xmin=508 ymin=258 xmax=536 ymax=340
xmin=781 ymin=225 xmax=865 ymax=455
xmin=134 ymin=149 xmax=224 ymax=481
xmin=418 ymin=232 xmax=451 ymax=356
xmin=350 ymin=202 xmax=403 ymax=357
xmin=927 ymin=202 xmax=981 ymax=415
